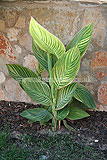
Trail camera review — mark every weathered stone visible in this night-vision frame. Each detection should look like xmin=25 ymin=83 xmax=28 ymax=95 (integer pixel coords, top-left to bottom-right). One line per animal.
xmin=82 ymin=59 xmax=90 ymax=67
xmin=91 ymin=51 xmax=107 ymax=69
xmin=41 ymin=70 xmax=49 ymax=81
xmin=98 ymin=84 xmax=107 ymax=105
xmin=96 ymin=70 xmax=106 ymax=80
xmin=0 ymin=72 xmax=6 ymax=84
xmin=15 ymin=17 xmax=25 ymax=28
xmin=0 ymin=88 xmax=9 ymax=101
xmin=23 ymin=54 xmax=38 ymax=72
xmin=19 ymin=33 xmax=32 ymax=52
xmin=7 ymin=28 xmax=19 ymax=41
xmin=6 ymin=9 xmax=18 ymax=27
xmin=5 ymin=78 xmax=31 ymax=102
xmin=104 ymin=106 xmax=107 ymax=111
xmin=0 ymin=34 xmax=16 ymax=61
xmin=14 ymin=45 xmax=22 ymax=54
xmin=97 ymin=104 xmax=105 ymax=111
xmin=0 ymin=19 xmax=5 ymax=32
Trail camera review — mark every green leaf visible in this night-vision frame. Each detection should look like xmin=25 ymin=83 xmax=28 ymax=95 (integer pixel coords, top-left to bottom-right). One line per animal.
xmin=32 ymin=40 xmax=48 ymax=72
xmin=30 ymin=17 xmax=65 ymax=59
xmin=74 ymin=83 xmax=97 ymax=110
xmin=66 ymin=22 xmax=93 ymax=57
xmin=6 ymin=64 xmax=37 ymax=83
xmin=67 ymin=105 xmax=90 ymax=120
xmin=69 ymin=98 xmax=95 ymax=110
xmin=22 ymin=78 xmax=52 ymax=106
xmin=37 ymin=62 xmax=45 ymax=75
xmin=63 ymin=120 xmax=74 ymax=130
xmin=32 ymin=40 xmax=58 ymax=72
xmin=57 ymin=107 xmax=69 ymax=120
xmin=20 ymin=108 xmax=53 ymax=122
xmin=53 ymin=46 xmax=80 ymax=89
xmin=56 ymin=83 xmax=77 ymax=110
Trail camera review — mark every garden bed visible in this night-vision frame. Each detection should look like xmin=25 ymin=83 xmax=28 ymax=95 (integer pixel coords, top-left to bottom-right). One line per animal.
xmin=0 ymin=101 xmax=107 ymax=159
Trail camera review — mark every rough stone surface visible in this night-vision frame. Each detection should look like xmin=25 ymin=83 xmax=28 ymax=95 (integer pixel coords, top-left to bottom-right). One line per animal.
xmin=0 ymin=88 xmax=9 ymax=101
xmin=0 ymin=8 xmax=18 ymax=27
xmin=91 ymin=51 xmax=107 ymax=69
xmin=7 ymin=28 xmax=19 ymax=41
xmin=98 ymin=84 xmax=107 ymax=105
xmin=14 ymin=45 xmax=22 ymax=54
xmin=5 ymin=78 xmax=31 ymax=102
xmin=15 ymin=17 xmax=25 ymax=28
xmin=0 ymin=72 xmax=5 ymax=84
xmin=0 ymin=19 xmax=5 ymax=32
xmin=0 ymin=34 xmax=16 ymax=61
xmin=19 ymin=33 xmax=32 ymax=52
xmin=96 ymin=70 xmax=107 ymax=80
xmin=23 ymin=54 xmax=38 ymax=72
xmin=97 ymin=104 xmax=105 ymax=111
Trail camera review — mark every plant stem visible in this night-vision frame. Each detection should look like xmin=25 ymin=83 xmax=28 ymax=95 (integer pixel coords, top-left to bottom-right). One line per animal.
xmin=58 ymin=120 xmax=61 ymax=130
xmin=47 ymin=52 xmax=57 ymax=131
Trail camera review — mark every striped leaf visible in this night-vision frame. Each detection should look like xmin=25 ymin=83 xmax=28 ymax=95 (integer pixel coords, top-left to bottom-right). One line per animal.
xmin=57 ymin=107 xmax=69 ymax=120
xmin=69 ymin=98 xmax=95 ymax=110
xmin=66 ymin=22 xmax=93 ymax=57
xmin=30 ymin=17 xmax=65 ymax=59
xmin=22 ymin=78 xmax=52 ymax=106
xmin=67 ymin=105 xmax=90 ymax=120
xmin=37 ymin=62 xmax=45 ymax=75
xmin=32 ymin=40 xmax=57 ymax=72
xmin=52 ymin=46 xmax=80 ymax=89
xmin=6 ymin=64 xmax=37 ymax=83
xmin=32 ymin=40 xmax=48 ymax=72
xmin=20 ymin=108 xmax=53 ymax=122
xmin=56 ymin=83 xmax=77 ymax=110
xmin=74 ymin=83 xmax=97 ymax=110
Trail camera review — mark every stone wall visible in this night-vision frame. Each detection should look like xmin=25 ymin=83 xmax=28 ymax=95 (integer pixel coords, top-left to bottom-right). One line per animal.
xmin=0 ymin=0 xmax=107 ymax=111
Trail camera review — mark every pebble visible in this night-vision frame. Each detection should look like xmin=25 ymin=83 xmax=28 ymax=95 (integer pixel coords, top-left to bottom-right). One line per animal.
xmin=94 ymin=140 xmax=99 ymax=142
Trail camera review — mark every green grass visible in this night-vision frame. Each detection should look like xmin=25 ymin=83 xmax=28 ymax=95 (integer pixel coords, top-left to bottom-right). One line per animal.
xmin=0 ymin=130 xmax=106 ymax=160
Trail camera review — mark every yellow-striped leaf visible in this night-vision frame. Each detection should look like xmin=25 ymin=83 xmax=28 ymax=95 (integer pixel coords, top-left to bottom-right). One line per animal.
xmin=32 ymin=40 xmax=48 ymax=72
xmin=74 ymin=83 xmax=97 ymax=110
xmin=67 ymin=105 xmax=90 ymax=120
xmin=22 ymin=78 xmax=52 ymax=106
xmin=56 ymin=83 xmax=77 ymax=110
xmin=20 ymin=108 xmax=53 ymax=122
xmin=6 ymin=64 xmax=37 ymax=83
xmin=52 ymin=46 xmax=80 ymax=89
xmin=30 ymin=17 xmax=65 ymax=59
xmin=32 ymin=40 xmax=57 ymax=72
xmin=57 ymin=107 xmax=69 ymax=120
xmin=37 ymin=62 xmax=45 ymax=75
xmin=66 ymin=22 xmax=93 ymax=57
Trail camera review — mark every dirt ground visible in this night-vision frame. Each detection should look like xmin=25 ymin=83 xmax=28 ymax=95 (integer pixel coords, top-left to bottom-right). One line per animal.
xmin=0 ymin=101 xmax=107 ymax=157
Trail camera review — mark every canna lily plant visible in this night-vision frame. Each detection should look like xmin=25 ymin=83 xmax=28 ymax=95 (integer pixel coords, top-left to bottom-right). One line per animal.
xmin=7 ymin=17 xmax=97 ymax=131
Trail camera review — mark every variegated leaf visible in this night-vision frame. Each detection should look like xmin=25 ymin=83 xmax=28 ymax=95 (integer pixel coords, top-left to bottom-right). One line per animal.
xmin=74 ymin=83 xmax=97 ymax=110
xmin=37 ymin=62 xmax=45 ymax=75
xmin=57 ymin=107 xmax=69 ymax=120
xmin=22 ymin=78 xmax=52 ymax=106
xmin=32 ymin=40 xmax=48 ymax=72
xmin=66 ymin=22 xmax=93 ymax=57
xmin=52 ymin=46 xmax=80 ymax=89
xmin=20 ymin=108 xmax=53 ymax=122
xmin=32 ymin=40 xmax=58 ymax=72
xmin=6 ymin=64 xmax=37 ymax=83
xmin=56 ymin=83 xmax=77 ymax=110
xmin=67 ymin=105 xmax=90 ymax=120
xmin=30 ymin=17 xmax=65 ymax=59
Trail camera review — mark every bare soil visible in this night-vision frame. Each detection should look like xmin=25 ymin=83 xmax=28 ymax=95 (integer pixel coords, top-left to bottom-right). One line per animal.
xmin=0 ymin=101 xmax=107 ymax=157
